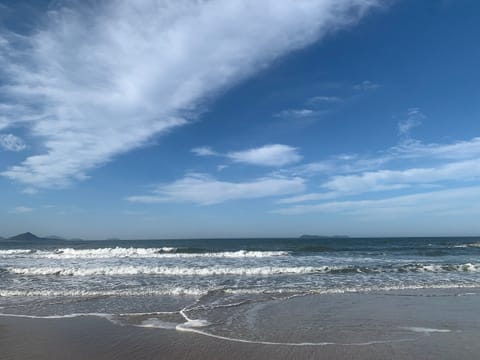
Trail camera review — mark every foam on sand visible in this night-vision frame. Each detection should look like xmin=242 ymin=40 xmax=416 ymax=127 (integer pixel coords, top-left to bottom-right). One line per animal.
xmin=400 ymin=327 xmax=452 ymax=334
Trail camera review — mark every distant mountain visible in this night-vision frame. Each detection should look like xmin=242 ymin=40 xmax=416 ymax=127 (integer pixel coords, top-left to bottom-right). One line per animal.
xmin=4 ymin=233 xmax=71 ymax=242
xmin=8 ymin=232 xmax=42 ymax=241
xmin=300 ymin=234 xmax=350 ymax=239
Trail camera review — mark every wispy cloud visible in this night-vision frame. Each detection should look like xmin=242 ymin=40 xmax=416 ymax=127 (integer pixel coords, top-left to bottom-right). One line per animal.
xmin=279 ymin=135 xmax=480 ymax=204
xmin=274 ymin=186 xmax=480 ymax=216
xmin=9 ymin=206 xmax=33 ymax=214
xmin=0 ymin=0 xmax=379 ymax=189
xmin=127 ymin=173 xmax=305 ymax=205
xmin=191 ymin=146 xmax=219 ymax=157
xmin=398 ymin=107 xmax=425 ymax=136
xmin=392 ymin=137 xmax=480 ymax=160
xmin=291 ymin=155 xmax=390 ymax=177
xmin=353 ymin=80 xmax=380 ymax=91
xmin=0 ymin=134 xmax=26 ymax=152
xmin=321 ymin=160 xmax=476 ymax=194
xmin=307 ymin=96 xmax=342 ymax=104
xmin=228 ymin=144 xmax=302 ymax=167
xmin=192 ymin=144 xmax=302 ymax=167
xmin=274 ymin=109 xmax=317 ymax=118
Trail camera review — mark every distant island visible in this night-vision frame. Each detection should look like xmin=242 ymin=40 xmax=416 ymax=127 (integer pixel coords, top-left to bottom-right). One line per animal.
xmin=8 ymin=232 xmax=43 ymax=241
xmin=2 ymin=232 xmax=68 ymax=242
xmin=299 ymin=234 xmax=350 ymax=239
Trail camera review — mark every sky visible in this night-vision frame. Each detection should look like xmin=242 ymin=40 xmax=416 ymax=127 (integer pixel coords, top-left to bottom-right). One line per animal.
xmin=0 ymin=0 xmax=480 ymax=239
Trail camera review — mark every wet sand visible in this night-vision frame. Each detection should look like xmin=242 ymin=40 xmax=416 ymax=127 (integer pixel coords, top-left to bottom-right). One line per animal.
xmin=1 ymin=289 xmax=480 ymax=359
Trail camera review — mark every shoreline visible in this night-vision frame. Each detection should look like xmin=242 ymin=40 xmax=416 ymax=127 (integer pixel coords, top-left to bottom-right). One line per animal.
xmin=1 ymin=289 xmax=480 ymax=359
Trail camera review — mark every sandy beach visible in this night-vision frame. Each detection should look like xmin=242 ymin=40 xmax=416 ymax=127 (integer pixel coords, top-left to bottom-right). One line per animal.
xmin=1 ymin=289 xmax=480 ymax=360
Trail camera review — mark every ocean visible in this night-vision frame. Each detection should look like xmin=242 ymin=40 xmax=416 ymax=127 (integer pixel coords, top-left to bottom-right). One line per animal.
xmin=1 ymin=237 xmax=480 ymax=344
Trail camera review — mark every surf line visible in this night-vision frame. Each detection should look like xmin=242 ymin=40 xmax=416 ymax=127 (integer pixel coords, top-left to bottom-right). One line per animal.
xmin=174 ymin=302 xmax=419 ymax=347
xmin=0 ymin=310 xmax=178 ymax=320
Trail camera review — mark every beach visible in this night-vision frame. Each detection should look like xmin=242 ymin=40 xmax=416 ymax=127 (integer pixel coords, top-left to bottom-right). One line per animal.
xmin=2 ymin=237 xmax=480 ymax=358
xmin=1 ymin=289 xmax=480 ymax=359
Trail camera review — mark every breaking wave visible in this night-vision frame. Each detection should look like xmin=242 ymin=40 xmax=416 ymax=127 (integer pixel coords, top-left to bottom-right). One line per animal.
xmin=0 ymin=247 xmax=289 ymax=259
xmin=5 ymin=263 xmax=480 ymax=277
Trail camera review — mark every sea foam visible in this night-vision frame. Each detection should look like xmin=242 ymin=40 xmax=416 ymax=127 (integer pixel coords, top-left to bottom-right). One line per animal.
xmin=0 ymin=247 xmax=289 ymax=259
xmin=6 ymin=262 xmax=480 ymax=277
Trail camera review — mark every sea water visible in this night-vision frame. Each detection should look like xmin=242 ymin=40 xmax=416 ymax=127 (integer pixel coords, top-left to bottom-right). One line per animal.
xmin=0 ymin=237 xmax=479 ymax=344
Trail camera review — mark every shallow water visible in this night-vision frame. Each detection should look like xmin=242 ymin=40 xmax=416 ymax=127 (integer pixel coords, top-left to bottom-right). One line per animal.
xmin=2 ymin=236 xmax=480 ymax=348
xmin=1 ymin=237 xmax=480 ymax=331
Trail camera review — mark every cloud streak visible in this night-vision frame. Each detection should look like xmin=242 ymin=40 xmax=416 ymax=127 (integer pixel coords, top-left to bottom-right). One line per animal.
xmin=398 ymin=108 xmax=425 ymax=136
xmin=127 ymin=173 xmax=305 ymax=205
xmin=9 ymin=206 xmax=33 ymax=214
xmin=228 ymin=144 xmax=302 ymax=167
xmin=0 ymin=0 xmax=379 ymax=189
xmin=274 ymin=186 xmax=480 ymax=216
xmin=192 ymin=144 xmax=303 ymax=167
xmin=279 ymin=135 xmax=480 ymax=204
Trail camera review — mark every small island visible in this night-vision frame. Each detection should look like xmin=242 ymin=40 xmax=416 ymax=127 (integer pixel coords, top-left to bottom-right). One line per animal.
xmin=299 ymin=234 xmax=350 ymax=239
xmin=2 ymin=232 xmax=67 ymax=242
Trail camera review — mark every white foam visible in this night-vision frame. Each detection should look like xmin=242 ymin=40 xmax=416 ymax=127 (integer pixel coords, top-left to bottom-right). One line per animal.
xmin=408 ymin=263 xmax=480 ymax=272
xmin=400 ymin=327 xmax=451 ymax=334
xmin=174 ymin=323 xmax=415 ymax=346
xmin=0 ymin=247 xmax=288 ymax=259
xmin=0 ymin=287 xmax=206 ymax=297
xmin=138 ymin=318 xmax=179 ymax=330
xmin=6 ymin=262 xmax=480 ymax=277
xmin=0 ymin=310 xmax=416 ymax=347
xmin=0 ymin=249 xmax=35 ymax=255
xmin=5 ymin=265 xmax=321 ymax=276
xmin=0 ymin=312 xmax=113 ymax=320
xmin=454 ymin=242 xmax=480 ymax=248
xmin=176 ymin=319 xmax=211 ymax=330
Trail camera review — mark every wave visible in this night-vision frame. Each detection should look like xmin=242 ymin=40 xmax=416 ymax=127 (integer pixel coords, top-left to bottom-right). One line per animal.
xmin=2 ymin=283 xmax=480 ymax=300
xmin=0 ymin=287 xmax=206 ymax=297
xmin=454 ymin=242 xmax=480 ymax=248
xmin=5 ymin=265 xmax=320 ymax=276
xmin=0 ymin=247 xmax=289 ymax=259
xmin=0 ymin=249 xmax=36 ymax=255
xmin=5 ymin=262 xmax=480 ymax=277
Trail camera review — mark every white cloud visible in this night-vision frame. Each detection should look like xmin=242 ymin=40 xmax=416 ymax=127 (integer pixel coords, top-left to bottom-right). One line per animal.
xmin=393 ymin=137 xmax=480 ymax=160
xmin=0 ymin=134 xmax=26 ymax=151
xmin=323 ymin=158 xmax=480 ymax=194
xmin=193 ymin=143 xmax=302 ymax=167
xmin=274 ymin=186 xmax=480 ymax=216
xmin=9 ymin=206 xmax=33 ymax=214
xmin=277 ymin=192 xmax=338 ymax=204
xmin=289 ymin=135 xmax=480 ymax=179
xmin=291 ymin=155 xmax=390 ymax=177
xmin=308 ymin=96 xmax=342 ymax=103
xmin=191 ymin=146 xmax=218 ymax=156
xmin=228 ymin=144 xmax=302 ymax=167
xmin=353 ymin=80 xmax=380 ymax=91
xmin=398 ymin=107 xmax=425 ymax=136
xmin=127 ymin=173 xmax=305 ymax=205
xmin=279 ymin=135 xmax=480 ymax=204
xmin=0 ymin=0 xmax=379 ymax=189
xmin=274 ymin=109 xmax=316 ymax=118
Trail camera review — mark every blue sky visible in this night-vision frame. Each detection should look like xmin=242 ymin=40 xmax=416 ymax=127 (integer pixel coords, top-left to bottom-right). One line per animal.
xmin=1 ymin=0 xmax=480 ymax=239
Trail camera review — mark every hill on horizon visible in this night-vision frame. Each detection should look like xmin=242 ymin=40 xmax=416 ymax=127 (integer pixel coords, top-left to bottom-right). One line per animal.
xmin=8 ymin=232 xmax=43 ymax=241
